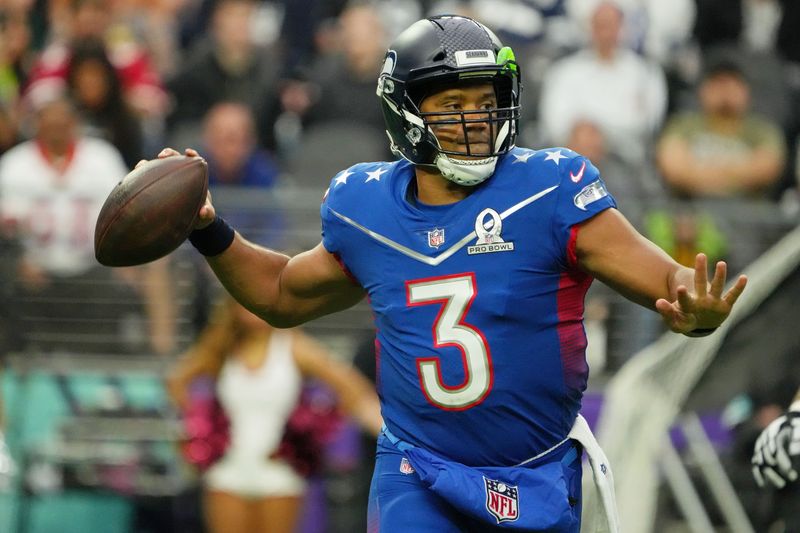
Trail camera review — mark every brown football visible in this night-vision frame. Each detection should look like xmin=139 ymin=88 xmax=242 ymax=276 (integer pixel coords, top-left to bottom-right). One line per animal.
xmin=94 ymin=155 xmax=208 ymax=267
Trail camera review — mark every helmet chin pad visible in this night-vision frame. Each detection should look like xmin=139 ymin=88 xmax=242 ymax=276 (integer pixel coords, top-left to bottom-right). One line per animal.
xmin=430 ymin=118 xmax=509 ymax=186
xmin=435 ymin=154 xmax=498 ymax=186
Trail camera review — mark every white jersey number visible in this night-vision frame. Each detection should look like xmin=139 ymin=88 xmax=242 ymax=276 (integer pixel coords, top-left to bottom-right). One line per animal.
xmin=407 ymin=273 xmax=493 ymax=410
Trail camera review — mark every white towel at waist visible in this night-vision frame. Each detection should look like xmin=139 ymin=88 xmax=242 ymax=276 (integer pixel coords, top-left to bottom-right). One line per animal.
xmin=569 ymin=414 xmax=620 ymax=533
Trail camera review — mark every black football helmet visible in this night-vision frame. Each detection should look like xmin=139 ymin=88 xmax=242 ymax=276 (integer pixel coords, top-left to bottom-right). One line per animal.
xmin=376 ymin=15 xmax=522 ymax=185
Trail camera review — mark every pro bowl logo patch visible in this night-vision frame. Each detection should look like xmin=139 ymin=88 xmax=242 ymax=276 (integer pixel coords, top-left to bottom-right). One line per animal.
xmin=484 ymin=477 xmax=519 ymax=524
xmin=468 ymin=208 xmax=514 ymax=255
xmin=427 ymin=228 xmax=445 ymax=248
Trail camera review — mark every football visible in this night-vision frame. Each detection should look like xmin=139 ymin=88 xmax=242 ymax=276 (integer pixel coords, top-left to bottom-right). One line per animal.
xmin=94 ymin=155 xmax=208 ymax=267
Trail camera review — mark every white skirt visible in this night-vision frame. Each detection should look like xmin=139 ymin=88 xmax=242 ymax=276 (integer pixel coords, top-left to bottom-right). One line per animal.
xmin=204 ymin=451 xmax=307 ymax=499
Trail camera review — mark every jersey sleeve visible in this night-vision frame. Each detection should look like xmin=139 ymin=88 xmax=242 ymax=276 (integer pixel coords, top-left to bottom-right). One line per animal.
xmin=320 ymin=166 xmax=360 ymax=256
xmin=552 ymin=154 xmax=617 ymax=262
xmin=320 ymin=182 xmax=339 ymax=255
xmin=320 ymin=166 xmax=369 ymax=285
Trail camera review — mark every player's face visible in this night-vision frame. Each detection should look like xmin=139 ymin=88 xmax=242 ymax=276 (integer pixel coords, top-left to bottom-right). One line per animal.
xmin=419 ymin=82 xmax=497 ymax=159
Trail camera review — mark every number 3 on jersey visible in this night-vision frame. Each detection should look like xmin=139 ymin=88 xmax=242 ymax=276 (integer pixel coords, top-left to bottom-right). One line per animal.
xmin=406 ymin=273 xmax=493 ymax=411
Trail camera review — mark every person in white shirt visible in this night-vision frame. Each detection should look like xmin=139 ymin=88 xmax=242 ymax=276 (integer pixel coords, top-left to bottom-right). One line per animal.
xmin=539 ymin=1 xmax=667 ymax=167
xmin=0 ymin=95 xmax=175 ymax=354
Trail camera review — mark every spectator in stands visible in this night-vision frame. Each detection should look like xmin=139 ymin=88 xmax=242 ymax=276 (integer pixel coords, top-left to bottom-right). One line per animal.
xmin=97 ymin=0 xmax=185 ymax=79
xmin=562 ymin=0 xmax=697 ymax=117
xmin=538 ymin=1 xmax=667 ymax=167
xmin=655 ymin=59 xmax=786 ymax=199
xmin=693 ymin=0 xmax=798 ymax=56
xmin=203 ymin=102 xmax=280 ymax=189
xmin=695 ymin=0 xmax=800 ymax=209
xmin=304 ymin=3 xmax=389 ymax=133
xmin=165 ymin=0 xmax=282 ymax=149
xmin=0 ymin=95 xmax=175 ymax=355
xmin=24 ymin=0 xmax=168 ymax=120
xmin=0 ymin=5 xmax=34 ymax=111
xmin=275 ymin=0 xmax=343 ymax=76
xmin=690 ymin=1 xmax=796 ymax=140
xmin=565 ymin=0 xmax=696 ymax=65
xmin=266 ymin=2 xmax=391 ymax=159
xmin=0 ymin=104 xmax=20 ymax=157
xmin=66 ymin=39 xmax=144 ymax=169
xmin=199 ymin=101 xmax=284 ymax=248
xmin=166 ymin=296 xmax=382 ymax=533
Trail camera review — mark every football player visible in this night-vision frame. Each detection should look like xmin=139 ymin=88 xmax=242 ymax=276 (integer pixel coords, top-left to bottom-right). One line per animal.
xmin=752 ymin=388 xmax=800 ymax=489
xmin=153 ymin=15 xmax=747 ymax=532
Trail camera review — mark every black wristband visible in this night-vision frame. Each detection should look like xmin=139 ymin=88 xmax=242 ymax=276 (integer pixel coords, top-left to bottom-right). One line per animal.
xmin=189 ymin=216 xmax=235 ymax=256
xmin=685 ymin=327 xmax=718 ymax=338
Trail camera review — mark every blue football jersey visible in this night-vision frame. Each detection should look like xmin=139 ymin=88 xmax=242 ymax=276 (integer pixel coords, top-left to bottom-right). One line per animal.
xmin=321 ymin=147 xmax=617 ymax=466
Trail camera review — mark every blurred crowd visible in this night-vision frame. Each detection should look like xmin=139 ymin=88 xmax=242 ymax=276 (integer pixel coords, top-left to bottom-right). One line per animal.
xmin=0 ymin=0 xmax=797 ymax=350
xmin=0 ymin=0 xmax=799 ymax=532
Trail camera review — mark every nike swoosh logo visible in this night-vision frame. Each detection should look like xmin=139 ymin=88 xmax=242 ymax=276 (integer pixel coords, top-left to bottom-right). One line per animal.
xmin=328 ymin=185 xmax=559 ymax=266
xmin=570 ymin=161 xmax=586 ymax=183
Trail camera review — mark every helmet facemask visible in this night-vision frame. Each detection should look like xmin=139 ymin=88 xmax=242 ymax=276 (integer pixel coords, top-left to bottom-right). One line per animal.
xmin=413 ymin=76 xmax=519 ymax=185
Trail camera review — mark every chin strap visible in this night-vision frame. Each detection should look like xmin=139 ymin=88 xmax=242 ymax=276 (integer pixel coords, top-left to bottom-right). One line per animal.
xmin=435 ymin=154 xmax=498 ymax=186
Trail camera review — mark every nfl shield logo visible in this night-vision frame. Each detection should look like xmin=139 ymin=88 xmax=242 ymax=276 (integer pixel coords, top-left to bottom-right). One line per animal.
xmin=427 ymin=228 xmax=445 ymax=248
xmin=484 ymin=477 xmax=519 ymax=524
xmin=399 ymin=457 xmax=415 ymax=475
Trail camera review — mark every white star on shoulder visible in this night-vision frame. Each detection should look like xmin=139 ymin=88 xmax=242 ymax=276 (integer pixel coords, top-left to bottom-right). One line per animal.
xmin=334 ymin=170 xmax=353 ymax=186
xmin=512 ymin=151 xmax=535 ymax=164
xmin=365 ymin=167 xmax=387 ymax=182
xmin=544 ymin=150 xmax=567 ymax=165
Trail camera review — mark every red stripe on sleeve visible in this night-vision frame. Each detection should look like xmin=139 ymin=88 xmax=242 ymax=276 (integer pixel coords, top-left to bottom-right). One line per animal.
xmin=566 ymin=224 xmax=580 ymax=269
xmin=332 ymin=252 xmax=359 ymax=285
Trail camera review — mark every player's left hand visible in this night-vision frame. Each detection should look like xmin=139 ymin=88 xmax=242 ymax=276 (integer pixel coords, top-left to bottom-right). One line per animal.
xmin=752 ymin=407 xmax=800 ymax=489
xmin=654 ymin=253 xmax=747 ymax=335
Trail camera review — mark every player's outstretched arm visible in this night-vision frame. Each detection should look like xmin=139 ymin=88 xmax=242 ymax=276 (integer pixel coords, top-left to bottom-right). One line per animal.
xmin=576 ymin=208 xmax=747 ymax=335
xmin=752 ymin=388 xmax=800 ymax=489
xmin=147 ymin=148 xmax=366 ymax=328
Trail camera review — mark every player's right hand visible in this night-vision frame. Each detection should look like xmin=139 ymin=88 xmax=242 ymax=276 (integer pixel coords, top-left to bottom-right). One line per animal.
xmin=138 ymin=148 xmax=217 ymax=230
xmin=752 ymin=407 xmax=800 ymax=489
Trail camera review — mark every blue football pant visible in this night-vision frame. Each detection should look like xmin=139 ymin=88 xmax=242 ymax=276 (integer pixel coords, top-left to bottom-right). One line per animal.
xmin=366 ymin=435 xmax=582 ymax=532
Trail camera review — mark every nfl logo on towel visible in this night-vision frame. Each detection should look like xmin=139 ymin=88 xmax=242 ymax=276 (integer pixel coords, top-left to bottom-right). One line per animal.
xmin=484 ymin=477 xmax=519 ymax=523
